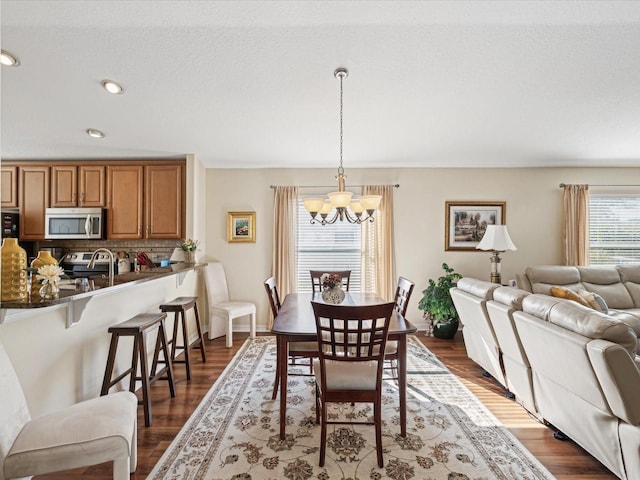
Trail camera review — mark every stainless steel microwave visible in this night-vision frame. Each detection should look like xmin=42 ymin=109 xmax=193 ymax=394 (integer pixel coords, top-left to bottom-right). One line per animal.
xmin=45 ymin=208 xmax=104 ymax=239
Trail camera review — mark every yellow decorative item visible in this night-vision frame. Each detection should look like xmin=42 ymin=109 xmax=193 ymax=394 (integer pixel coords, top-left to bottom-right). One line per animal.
xmin=550 ymin=285 xmax=590 ymax=307
xmin=30 ymin=250 xmax=58 ymax=293
xmin=1 ymin=238 xmax=28 ymax=301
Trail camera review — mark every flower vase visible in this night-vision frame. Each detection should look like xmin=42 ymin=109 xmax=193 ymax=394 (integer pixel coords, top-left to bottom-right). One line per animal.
xmin=39 ymin=281 xmax=60 ymax=300
xmin=31 ymin=250 xmax=57 ymax=293
xmin=1 ymin=238 xmax=28 ymax=301
xmin=321 ymin=286 xmax=345 ymax=304
xmin=183 ymin=251 xmax=195 ymax=264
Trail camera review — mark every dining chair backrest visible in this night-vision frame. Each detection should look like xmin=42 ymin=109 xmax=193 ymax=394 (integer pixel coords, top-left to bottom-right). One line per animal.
xmin=264 ymin=276 xmax=281 ymax=317
xmin=204 ymin=262 xmax=231 ymax=304
xmin=394 ymin=276 xmax=415 ymax=317
xmin=310 ymin=270 xmax=352 ymax=292
xmin=311 ymin=301 xmax=395 ymax=362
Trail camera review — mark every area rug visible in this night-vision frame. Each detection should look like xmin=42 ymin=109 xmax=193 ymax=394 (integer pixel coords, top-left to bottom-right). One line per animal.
xmin=148 ymin=336 xmax=554 ymax=480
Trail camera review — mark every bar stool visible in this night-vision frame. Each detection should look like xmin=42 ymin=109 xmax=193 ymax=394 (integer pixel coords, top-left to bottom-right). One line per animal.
xmin=101 ymin=312 xmax=176 ymax=427
xmin=159 ymin=296 xmax=207 ymax=380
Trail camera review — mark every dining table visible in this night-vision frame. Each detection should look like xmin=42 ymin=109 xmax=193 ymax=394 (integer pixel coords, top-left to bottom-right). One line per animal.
xmin=271 ymin=291 xmax=417 ymax=440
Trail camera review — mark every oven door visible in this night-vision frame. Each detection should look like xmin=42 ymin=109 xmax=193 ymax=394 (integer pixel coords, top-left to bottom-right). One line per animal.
xmin=45 ymin=208 xmax=104 ymax=239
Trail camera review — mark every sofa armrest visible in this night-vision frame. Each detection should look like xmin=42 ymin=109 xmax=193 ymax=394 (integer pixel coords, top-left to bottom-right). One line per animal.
xmin=587 ymin=339 xmax=640 ymax=426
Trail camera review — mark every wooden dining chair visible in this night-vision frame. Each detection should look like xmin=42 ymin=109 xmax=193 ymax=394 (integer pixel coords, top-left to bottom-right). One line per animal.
xmin=311 ymin=301 xmax=395 ymax=468
xmin=264 ymin=276 xmax=318 ymax=399
xmin=385 ymin=276 xmax=415 ymax=380
xmin=309 ymin=270 xmax=352 ymax=292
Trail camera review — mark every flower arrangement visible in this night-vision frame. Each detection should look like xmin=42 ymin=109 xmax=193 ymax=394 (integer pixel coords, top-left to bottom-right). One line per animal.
xmin=36 ymin=264 xmax=65 ymax=286
xmin=321 ymin=273 xmax=343 ymax=290
xmin=178 ymin=239 xmax=199 ymax=252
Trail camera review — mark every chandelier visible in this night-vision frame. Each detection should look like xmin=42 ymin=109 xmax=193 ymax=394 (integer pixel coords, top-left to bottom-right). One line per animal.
xmin=303 ymin=67 xmax=381 ymax=225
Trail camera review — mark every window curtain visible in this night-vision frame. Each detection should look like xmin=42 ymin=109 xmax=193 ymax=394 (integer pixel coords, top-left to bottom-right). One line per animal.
xmin=361 ymin=185 xmax=396 ymax=300
xmin=272 ymin=186 xmax=298 ymax=328
xmin=562 ymin=184 xmax=589 ymax=266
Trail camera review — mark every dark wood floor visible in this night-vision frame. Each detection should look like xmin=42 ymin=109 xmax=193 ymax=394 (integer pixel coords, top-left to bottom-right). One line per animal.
xmin=35 ymin=331 xmax=616 ymax=479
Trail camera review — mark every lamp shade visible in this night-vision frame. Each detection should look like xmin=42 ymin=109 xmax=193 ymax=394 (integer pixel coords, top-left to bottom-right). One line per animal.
xmin=476 ymin=225 xmax=517 ymax=252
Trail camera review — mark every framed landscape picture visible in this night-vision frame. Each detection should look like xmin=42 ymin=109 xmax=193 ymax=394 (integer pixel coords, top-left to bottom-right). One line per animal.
xmin=445 ymin=201 xmax=506 ymax=251
xmin=227 ymin=211 xmax=256 ymax=243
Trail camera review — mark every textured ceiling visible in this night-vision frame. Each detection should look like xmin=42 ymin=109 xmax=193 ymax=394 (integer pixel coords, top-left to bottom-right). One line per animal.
xmin=2 ymin=0 xmax=640 ymax=168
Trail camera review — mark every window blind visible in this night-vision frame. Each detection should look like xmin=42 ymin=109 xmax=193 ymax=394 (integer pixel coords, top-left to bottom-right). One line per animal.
xmin=296 ymin=198 xmax=362 ymax=292
xmin=589 ymin=194 xmax=640 ymax=265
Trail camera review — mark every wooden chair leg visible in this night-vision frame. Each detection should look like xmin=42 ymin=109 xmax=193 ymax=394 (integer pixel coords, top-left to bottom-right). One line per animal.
xmin=192 ymin=303 xmax=207 ymax=362
xmin=179 ymin=310 xmax=192 ymax=380
xmin=375 ymin=393 xmax=384 ymax=467
xmin=319 ymin=392 xmax=327 ymax=467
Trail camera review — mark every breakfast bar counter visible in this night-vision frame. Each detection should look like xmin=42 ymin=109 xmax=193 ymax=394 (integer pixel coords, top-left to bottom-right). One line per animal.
xmin=0 ymin=262 xmax=204 ymax=311
xmin=0 ymin=262 xmax=206 ymax=418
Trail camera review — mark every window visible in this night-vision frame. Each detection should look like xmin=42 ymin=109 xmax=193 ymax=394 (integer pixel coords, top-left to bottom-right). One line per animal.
xmin=589 ymin=194 xmax=640 ymax=265
xmin=296 ymin=198 xmax=361 ymax=292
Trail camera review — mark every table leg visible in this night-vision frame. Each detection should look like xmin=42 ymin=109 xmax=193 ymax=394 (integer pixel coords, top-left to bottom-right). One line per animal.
xmin=398 ymin=334 xmax=407 ymax=437
xmin=278 ymin=335 xmax=288 ymax=439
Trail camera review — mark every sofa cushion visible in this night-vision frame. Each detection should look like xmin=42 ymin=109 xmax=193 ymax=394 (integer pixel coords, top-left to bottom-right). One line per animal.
xmin=521 ymin=294 xmax=563 ymax=321
xmin=577 ymin=289 xmax=609 ymax=313
xmin=608 ymin=309 xmax=640 ymax=338
xmin=493 ymin=286 xmax=529 ymax=310
xmin=526 ymin=266 xmax=583 ymax=295
xmin=547 ymin=302 xmax=637 ymax=355
xmin=550 ymin=286 xmax=591 ymax=307
xmin=456 ymin=277 xmax=500 ymax=300
xmin=618 ymin=265 xmax=640 ymax=307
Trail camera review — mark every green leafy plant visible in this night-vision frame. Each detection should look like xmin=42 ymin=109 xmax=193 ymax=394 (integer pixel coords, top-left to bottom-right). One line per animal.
xmin=417 ymin=263 xmax=462 ymax=323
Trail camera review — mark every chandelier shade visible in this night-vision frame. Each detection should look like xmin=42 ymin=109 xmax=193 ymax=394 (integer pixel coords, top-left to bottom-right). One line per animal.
xmin=303 ymin=67 xmax=381 ymax=225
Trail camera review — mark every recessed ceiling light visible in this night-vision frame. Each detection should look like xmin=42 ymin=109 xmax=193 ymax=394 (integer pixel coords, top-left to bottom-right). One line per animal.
xmin=1 ymin=50 xmax=20 ymax=67
xmin=101 ymin=79 xmax=124 ymax=94
xmin=86 ymin=128 xmax=105 ymax=139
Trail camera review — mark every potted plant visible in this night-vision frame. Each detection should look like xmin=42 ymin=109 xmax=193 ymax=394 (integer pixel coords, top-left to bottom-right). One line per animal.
xmin=418 ymin=263 xmax=462 ymax=339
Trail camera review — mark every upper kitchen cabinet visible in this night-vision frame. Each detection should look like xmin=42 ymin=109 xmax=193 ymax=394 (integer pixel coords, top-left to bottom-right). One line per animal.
xmin=106 ymin=165 xmax=144 ymax=239
xmin=51 ymin=165 xmax=105 ymax=207
xmin=145 ymin=164 xmax=184 ymax=239
xmin=1 ymin=165 xmax=18 ymax=208
xmin=19 ymin=165 xmax=50 ymax=240
xmin=106 ymin=162 xmax=184 ymax=240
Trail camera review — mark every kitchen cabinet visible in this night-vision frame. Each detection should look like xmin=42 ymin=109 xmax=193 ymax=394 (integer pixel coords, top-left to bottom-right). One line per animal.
xmin=106 ymin=165 xmax=144 ymax=239
xmin=1 ymin=165 xmax=18 ymax=208
xmin=145 ymin=164 xmax=184 ymax=239
xmin=51 ymin=165 xmax=105 ymax=207
xmin=106 ymin=163 xmax=184 ymax=240
xmin=19 ymin=165 xmax=50 ymax=240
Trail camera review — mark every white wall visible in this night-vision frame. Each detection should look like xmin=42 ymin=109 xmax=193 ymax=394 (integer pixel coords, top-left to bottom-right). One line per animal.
xmin=206 ymin=166 xmax=638 ymax=330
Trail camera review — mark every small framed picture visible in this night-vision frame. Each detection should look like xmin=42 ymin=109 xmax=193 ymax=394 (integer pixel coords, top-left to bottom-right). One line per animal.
xmin=227 ymin=211 xmax=256 ymax=243
xmin=445 ymin=201 xmax=506 ymax=251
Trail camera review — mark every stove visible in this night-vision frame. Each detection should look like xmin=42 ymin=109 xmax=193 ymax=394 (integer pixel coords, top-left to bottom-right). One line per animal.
xmin=61 ymin=251 xmax=115 ymax=278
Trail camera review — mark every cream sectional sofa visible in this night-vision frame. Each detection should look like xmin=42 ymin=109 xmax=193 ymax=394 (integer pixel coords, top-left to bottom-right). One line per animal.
xmin=516 ymin=265 xmax=640 ymax=335
xmin=451 ymin=265 xmax=640 ymax=480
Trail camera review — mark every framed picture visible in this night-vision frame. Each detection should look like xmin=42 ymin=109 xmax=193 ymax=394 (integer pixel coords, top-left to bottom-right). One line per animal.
xmin=445 ymin=201 xmax=506 ymax=251
xmin=227 ymin=211 xmax=256 ymax=243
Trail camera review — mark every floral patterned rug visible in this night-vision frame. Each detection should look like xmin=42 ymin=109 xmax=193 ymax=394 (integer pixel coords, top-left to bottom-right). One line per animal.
xmin=147 ymin=336 xmax=554 ymax=480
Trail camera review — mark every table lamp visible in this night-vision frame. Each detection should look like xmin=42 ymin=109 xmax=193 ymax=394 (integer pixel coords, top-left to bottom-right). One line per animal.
xmin=476 ymin=225 xmax=517 ymax=284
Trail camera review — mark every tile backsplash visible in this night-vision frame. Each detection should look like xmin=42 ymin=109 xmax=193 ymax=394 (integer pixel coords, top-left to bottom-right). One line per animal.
xmin=33 ymin=239 xmax=180 ymax=263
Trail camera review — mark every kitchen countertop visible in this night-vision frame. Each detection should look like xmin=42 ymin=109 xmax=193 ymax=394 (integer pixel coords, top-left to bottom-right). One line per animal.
xmin=0 ymin=262 xmax=205 ymax=309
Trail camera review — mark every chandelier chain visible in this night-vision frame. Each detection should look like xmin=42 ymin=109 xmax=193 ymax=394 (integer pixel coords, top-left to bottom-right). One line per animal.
xmin=338 ymin=71 xmax=344 ymax=176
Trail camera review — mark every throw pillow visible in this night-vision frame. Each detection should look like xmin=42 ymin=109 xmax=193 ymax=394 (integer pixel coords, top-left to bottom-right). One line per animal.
xmin=577 ymin=288 xmax=609 ymax=314
xmin=550 ymin=285 xmax=591 ymax=307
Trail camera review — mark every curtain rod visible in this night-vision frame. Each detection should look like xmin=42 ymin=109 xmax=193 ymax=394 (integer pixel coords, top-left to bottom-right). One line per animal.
xmin=559 ymin=183 xmax=640 ymax=188
xmin=270 ymin=184 xmax=400 ymax=189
